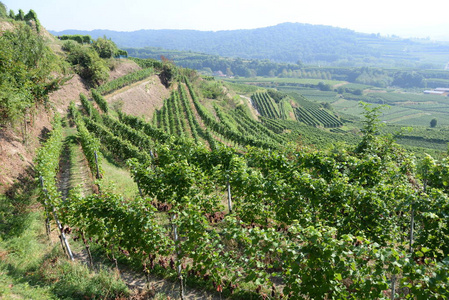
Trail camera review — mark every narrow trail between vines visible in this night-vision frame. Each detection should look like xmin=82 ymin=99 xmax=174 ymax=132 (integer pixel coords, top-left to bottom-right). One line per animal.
xmin=57 ymin=121 xmax=220 ymax=300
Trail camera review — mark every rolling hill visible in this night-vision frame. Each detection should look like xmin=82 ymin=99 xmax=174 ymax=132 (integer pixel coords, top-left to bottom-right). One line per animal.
xmin=51 ymin=22 xmax=449 ymax=67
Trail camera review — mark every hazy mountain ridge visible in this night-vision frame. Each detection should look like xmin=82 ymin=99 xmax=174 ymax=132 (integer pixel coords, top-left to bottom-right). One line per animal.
xmin=50 ymin=22 xmax=449 ymax=67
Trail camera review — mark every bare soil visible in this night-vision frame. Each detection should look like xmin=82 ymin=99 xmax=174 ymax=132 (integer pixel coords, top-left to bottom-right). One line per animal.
xmin=0 ymin=20 xmax=14 ymax=34
xmin=0 ymin=107 xmax=53 ymax=195
xmin=106 ymin=75 xmax=170 ymax=121
xmin=50 ymin=74 xmax=91 ymax=114
xmin=108 ymin=59 xmax=142 ymax=81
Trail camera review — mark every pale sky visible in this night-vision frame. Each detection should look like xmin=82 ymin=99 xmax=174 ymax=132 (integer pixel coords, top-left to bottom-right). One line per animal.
xmin=3 ymin=0 xmax=449 ymax=40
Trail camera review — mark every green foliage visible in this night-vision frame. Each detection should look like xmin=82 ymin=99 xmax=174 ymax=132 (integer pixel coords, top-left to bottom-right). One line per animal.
xmin=0 ymin=1 xmax=7 ymax=18
xmin=91 ymin=88 xmax=109 ymax=113
xmin=128 ymin=57 xmax=163 ymax=70
xmin=355 ymin=102 xmax=387 ymax=154
xmin=24 ymin=9 xmax=40 ymax=32
xmin=0 ymin=22 xmax=61 ymax=124
xmin=200 ymin=80 xmax=226 ymax=99
xmin=92 ymin=36 xmax=119 ymax=59
xmin=63 ymin=40 xmax=109 ymax=87
xmin=251 ymin=92 xmax=281 ymax=119
xmin=318 ymin=81 xmax=332 ymax=91
xmin=15 ymin=9 xmax=24 ymax=21
xmin=50 ymin=262 xmax=129 ymax=299
xmin=96 ymin=67 xmax=154 ymax=95
xmin=70 ymin=102 xmax=103 ymax=178
xmin=392 ymin=71 xmax=427 ymax=88
xmin=116 ymin=49 xmax=128 ymax=57
xmin=430 ymin=118 xmax=437 ymax=128
xmin=35 ymin=114 xmax=64 ymax=209
xmin=159 ymin=63 xmax=177 ymax=87
xmin=59 ymin=34 xmax=92 ymax=44
xmin=52 ymin=79 xmax=449 ymax=298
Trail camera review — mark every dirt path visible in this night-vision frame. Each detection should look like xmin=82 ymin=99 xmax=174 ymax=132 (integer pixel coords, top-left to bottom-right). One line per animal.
xmin=58 ymin=127 xmax=93 ymax=200
xmin=120 ymin=268 xmax=221 ymax=300
xmin=240 ymin=95 xmax=260 ymax=119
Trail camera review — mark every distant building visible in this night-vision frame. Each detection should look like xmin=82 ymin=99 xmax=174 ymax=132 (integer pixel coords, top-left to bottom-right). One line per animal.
xmin=424 ymin=90 xmax=445 ymax=95
xmin=435 ymin=88 xmax=449 ymax=92
xmin=213 ymin=70 xmax=226 ymax=77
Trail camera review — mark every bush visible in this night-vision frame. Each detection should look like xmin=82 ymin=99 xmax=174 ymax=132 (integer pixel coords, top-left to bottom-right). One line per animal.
xmin=63 ymin=41 xmax=109 ymax=87
xmin=0 ymin=23 xmax=61 ymax=124
xmin=92 ymin=37 xmax=119 ymax=59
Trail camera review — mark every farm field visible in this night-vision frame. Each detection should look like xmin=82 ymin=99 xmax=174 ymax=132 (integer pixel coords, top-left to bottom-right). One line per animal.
xmin=226 ymin=76 xmax=345 ymax=87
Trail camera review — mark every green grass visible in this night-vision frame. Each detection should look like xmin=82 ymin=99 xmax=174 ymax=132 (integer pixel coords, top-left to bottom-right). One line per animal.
xmin=340 ymin=83 xmax=374 ymax=90
xmin=0 ymin=193 xmax=129 ymax=299
xmin=223 ymin=81 xmax=262 ymax=95
xmin=101 ymin=150 xmax=140 ymax=199
xmin=225 ymin=76 xmax=344 ymax=86
xmin=284 ymin=88 xmax=339 ymax=103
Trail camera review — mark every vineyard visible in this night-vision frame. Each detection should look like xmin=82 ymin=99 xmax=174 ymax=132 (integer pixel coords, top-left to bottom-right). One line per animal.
xmin=32 ymin=64 xmax=449 ymax=299
xmin=251 ymin=91 xmax=343 ymax=129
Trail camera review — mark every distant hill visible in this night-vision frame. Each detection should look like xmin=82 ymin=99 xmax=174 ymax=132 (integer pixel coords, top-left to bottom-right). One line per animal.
xmin=51 ymin=22 xmax=449 ymax=68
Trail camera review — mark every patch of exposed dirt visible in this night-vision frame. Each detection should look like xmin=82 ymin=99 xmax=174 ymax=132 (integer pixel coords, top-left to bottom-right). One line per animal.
xmin=0 ymin=20 xmax=14 ymax=34
xmin=240 ymin=95 xmax=260 ymax=119
xmin=49 ymin=74 xmax=91 ymax=115
xmin=106 ymin=75 xmax=170 ymax=121
xmin=49 ymin=59 xmax=143 ymax=116
xmin=71 ymin=247 xmax=220 ymax=300
xmin=0 ymin=106 xmax=53 ymax=194
xmin=365 ymin=89 xmax=387 ymax=93
xmin=393 ymin=100 xmax=436 ymax=106
xmin=108 ymin=59 xmax=141 ymax=81
xmin=333 ymin=82 xmax=348 ymax=88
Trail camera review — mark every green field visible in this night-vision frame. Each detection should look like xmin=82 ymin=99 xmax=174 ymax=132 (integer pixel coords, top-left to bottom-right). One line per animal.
xmin=225 ymin=76 xmax=345 ymax=87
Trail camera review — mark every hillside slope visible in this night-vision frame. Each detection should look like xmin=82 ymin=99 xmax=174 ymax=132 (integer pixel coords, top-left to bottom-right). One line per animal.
xmin=51 ymin=22 xmax=449 ymax=66
xmin=0 ymin=59 xmax=142 ymax=194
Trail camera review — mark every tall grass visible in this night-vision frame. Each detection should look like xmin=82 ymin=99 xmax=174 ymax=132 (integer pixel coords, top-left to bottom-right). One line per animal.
xmin=0 ymin=190 xmax=129 ymax=299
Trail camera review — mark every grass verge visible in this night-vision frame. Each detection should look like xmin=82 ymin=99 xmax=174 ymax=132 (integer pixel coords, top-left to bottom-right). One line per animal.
xmin=0 ymin=186 xmax=129 ymax=299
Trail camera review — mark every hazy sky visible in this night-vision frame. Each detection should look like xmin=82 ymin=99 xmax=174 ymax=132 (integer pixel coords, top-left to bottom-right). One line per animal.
xmin=4 ymin=0 xmax=449 ymax=40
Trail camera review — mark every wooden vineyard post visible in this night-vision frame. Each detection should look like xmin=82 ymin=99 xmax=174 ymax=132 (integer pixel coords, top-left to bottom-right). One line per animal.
xmin=227 ymin=176 xmax=232 ymax=213
xmin=171 ymin=214 xmax=185 ymax=300
xmin=137 ymin=184 xmax=144 ymax=198
xmin=94 ymin=151 xmax=100 ymax=179
xmin=40 ymin=176 xmax=74 ymax=261
xmin=81 ymin=231 xmax=94 ymax=269
xmin=409 ymin=200 xmax=415 ymax=253
xmin=39 ymin=176 xmax=52 ymax=238
xmin=52 ymin=204 xmax=75 ymax=261
xmin=391 ymin=274 xmax=396 ymax=300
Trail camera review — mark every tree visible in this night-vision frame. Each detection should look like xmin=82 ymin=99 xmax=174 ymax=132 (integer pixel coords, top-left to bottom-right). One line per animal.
xmin=0 ymin=23 xmax=61 ymax=124
xmin=0 ymin=1 xmax=7 ymax=18
xmin=337 ymin=86 xmax=345 ymax=94
xmin=63 ymin=40 xmax=109 ymax=87
xmin=15 ymin=9 xmax=24 ymax=21
xmin=430 ymin=118 xmax=437 ymax=128
xmin=318 ymin=81 xmax=332 ymax=91
xmin=92 ymin=36 xmax=118 ymax=59
xmin=355 ymin=102 xmax=386 ymax=154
